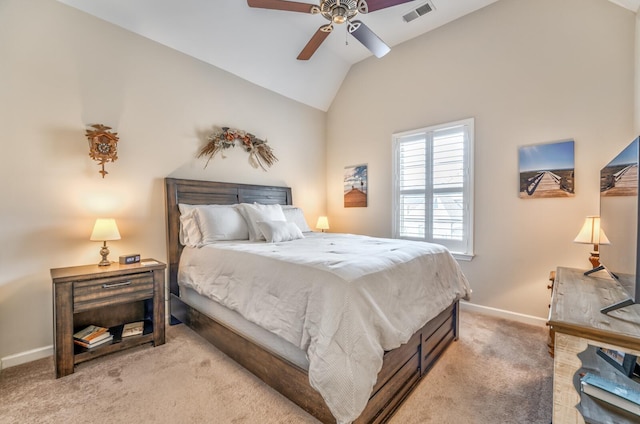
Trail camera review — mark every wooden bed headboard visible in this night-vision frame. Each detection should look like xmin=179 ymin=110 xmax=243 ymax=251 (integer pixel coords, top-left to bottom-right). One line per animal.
xmin=164 ymin=178 xmax=293 ymax=297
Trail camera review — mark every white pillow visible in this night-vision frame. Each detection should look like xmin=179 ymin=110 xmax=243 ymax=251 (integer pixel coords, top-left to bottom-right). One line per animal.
xmin=178 ymin=204 xmax=202 ymax=247
xmin=257 ymin=221 xmax=305 ymax=243
xmin=282 ymin=206 xmax=312 ymax=233
xmin=237 ymin=203 xmax=287 ymax=241
xmin=195 ymin=205 xmax=249 ymax=244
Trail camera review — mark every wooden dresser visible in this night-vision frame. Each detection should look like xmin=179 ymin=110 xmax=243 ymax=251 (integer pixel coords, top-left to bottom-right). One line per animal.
xmin=548 ymin=267 xmax=640 ymax=423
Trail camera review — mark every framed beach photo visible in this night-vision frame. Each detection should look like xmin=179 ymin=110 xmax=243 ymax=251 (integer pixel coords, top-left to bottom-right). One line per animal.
xmin=344 ymin=164 xmax=368 ymax=207
xmin=518 ymin=140 xmax=575 ymax=199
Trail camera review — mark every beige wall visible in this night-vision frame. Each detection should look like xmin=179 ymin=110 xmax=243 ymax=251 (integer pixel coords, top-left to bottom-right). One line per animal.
xmin=0 ymin=0 xmax=326 ymax=362
xmin=327 ymin=0 xmax=636 ymax=319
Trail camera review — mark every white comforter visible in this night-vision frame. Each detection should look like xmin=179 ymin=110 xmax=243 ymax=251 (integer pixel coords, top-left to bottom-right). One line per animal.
xmin=178 ymin=233 xmax=471 ymax=423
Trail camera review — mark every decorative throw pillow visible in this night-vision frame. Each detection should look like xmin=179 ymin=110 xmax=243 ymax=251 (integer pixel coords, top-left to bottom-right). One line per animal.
xmin=281 ymin=206 xmax=312 ymax=232
xmin=256 ymin=220 xmax=305 ymax=243
xmin=237 ymin=203 xmax=287 ymax=241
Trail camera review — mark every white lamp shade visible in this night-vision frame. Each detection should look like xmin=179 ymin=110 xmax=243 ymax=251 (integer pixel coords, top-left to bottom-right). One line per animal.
xmin=574 ymin=216 xmax=610 ymax=245
xmin=90 ymin=218 xmax=121 ymax=241
xmin=316 ymin=216 xmax=330 ymax=231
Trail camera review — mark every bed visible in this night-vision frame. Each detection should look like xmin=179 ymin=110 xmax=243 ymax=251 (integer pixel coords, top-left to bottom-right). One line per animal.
xmin=165 ymin=177 xmax=470 ymax=424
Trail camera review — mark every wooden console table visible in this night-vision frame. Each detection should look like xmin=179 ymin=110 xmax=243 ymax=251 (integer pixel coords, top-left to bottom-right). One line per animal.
xmin=548 ymin=267 xmax=640 ymax=423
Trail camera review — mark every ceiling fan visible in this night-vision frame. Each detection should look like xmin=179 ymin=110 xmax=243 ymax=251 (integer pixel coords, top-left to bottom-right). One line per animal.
xmin=247 ymin=0 xmax=415 ymax=60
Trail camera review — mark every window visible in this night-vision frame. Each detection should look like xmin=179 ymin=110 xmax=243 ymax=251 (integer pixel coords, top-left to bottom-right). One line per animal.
xmin=392 ymin=118 xmax=474 ymax=260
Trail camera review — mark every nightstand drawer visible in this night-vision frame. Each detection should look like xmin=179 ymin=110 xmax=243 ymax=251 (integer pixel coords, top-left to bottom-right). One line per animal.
xmin=74 ymin=272 xmax=154 ymax=312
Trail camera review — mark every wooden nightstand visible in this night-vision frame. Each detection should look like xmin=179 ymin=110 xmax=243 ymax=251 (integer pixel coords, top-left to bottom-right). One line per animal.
xmin=51 ymin=259 xmax=166 ymax=378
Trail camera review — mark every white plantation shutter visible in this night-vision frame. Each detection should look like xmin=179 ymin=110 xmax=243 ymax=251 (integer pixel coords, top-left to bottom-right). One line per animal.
xmin=393 ymin=118 xmax=474 ymax=259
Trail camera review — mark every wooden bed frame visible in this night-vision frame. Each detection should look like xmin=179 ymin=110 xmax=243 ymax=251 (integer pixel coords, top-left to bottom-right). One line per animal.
xmin=165 ymin=177 xmax=460 ymax=423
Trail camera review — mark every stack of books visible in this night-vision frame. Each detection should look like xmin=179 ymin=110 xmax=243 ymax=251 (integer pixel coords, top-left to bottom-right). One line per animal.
xmin=73 ymin=325 xmax=113 ymax=349
xmin=581 ymin=372 xmax=640 ymax=416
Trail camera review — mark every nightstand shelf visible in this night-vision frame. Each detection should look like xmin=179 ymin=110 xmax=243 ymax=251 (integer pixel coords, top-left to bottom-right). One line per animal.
xmin=72 ymin=319 xmax=154 ymax=360
xmin=51 ymin=259 xmax=166 ymax=378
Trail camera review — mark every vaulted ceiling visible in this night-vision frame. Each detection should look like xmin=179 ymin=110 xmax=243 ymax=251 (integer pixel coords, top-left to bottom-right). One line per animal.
xmin=57 ymin=0 xmax=639 ymax=111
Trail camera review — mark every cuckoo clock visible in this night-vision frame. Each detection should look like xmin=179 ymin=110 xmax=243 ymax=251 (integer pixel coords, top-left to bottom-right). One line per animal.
xmin=85 ymin=124 xmax=119 ymax=178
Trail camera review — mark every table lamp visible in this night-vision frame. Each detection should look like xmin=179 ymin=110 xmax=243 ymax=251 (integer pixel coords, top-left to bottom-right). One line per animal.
xmin=574 ymin=216 xmax=609 ymax=274
xmin=90 ymin=218 xmax=121 ymax=266
xmin=316 ymin=216 xmax=330 ymax=233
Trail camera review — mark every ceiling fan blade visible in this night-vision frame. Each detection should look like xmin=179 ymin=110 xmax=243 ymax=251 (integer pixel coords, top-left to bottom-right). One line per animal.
xmin=297 ymin=25 xmax=333 ymax=60
xmin=247 ymin=0 xmax=317 ymax=14
xmin=361 ymin=0 xmax=415 ymax=13
xmin=347 ymin=20 xmax=390 ymax=58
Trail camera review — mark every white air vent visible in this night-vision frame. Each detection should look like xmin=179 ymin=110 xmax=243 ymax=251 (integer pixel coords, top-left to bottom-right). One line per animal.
xmin=403 ymin=1 xmax=434 ymax=23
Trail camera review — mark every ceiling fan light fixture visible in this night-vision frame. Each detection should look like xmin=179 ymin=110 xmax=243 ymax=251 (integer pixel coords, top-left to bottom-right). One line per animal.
xmin=332 ymin=7 xmax=348 ymax=24
xmin=321 ymin=0 xmax=359 ymax=24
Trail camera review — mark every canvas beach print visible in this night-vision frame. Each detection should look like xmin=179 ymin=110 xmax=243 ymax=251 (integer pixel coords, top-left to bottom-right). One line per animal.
xmin=344 ymin=164 xmax=368 ymax=207
xmin=519 ymin=140 xmax=575 ymax=199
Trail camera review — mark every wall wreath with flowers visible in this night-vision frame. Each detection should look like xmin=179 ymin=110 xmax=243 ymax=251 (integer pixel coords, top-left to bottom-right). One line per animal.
xmin=198 ymin=126 xmax=278 ymax=171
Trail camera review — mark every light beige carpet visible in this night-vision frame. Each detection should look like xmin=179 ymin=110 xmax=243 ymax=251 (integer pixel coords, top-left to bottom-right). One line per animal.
xmin=0 ymin=311 xmax=552 ymax=423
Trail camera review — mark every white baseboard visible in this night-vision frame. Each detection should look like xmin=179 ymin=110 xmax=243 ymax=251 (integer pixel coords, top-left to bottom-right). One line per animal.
xmin=460 ymin=301 xmax=548 ymax=327
xmin=1 ymin=345 xmax=53 ymax=370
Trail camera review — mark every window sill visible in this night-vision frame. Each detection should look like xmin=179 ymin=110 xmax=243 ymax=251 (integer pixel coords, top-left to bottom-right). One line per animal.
xmin=452 ymin=252 xmax=474 ymax=262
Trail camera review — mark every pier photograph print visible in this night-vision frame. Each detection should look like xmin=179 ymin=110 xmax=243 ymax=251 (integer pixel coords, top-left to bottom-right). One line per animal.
xmin=344 ymin=164 xmax=368 ymax=207
xmin=519 ymin=140 xmax=575 ymax=199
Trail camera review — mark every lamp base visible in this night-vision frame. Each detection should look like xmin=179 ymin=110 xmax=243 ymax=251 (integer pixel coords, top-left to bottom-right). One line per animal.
xmin=98 ymin=243 xmax=111 ymax=266
xmin=583 ymin=252 xmax=602 ymax=276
